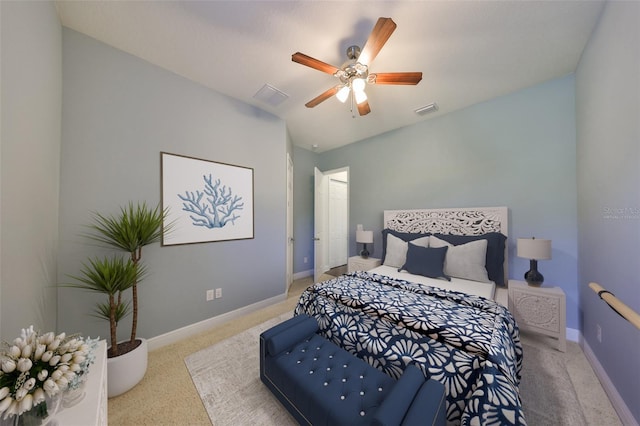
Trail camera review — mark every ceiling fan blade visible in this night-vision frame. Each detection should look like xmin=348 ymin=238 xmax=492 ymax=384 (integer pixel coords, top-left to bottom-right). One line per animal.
xmin=305 ymin=86 xmax=339 ymax=108
xmin=357 ymin=100 xmax=371 ymax=116
xmin=357 ymin=17 xmax=397 ymax=65
xmin=369 ymin=72 xmax=423 ymax=85
xmin=292 ymin=52 xmax=340 ymax=75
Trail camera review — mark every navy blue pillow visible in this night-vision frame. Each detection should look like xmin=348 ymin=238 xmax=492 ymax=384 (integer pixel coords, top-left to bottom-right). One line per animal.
xmin=381 ymin=229 xmax=431 ymax=264
xmin=399 ymin=244 xmax=450 ymax=281
xmin=433 ymin=233 xmax=507 ymax=286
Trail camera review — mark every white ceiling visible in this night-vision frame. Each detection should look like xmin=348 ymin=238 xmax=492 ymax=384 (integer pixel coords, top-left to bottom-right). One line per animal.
xmin=55 ymin=1 xmax=605 ymax=153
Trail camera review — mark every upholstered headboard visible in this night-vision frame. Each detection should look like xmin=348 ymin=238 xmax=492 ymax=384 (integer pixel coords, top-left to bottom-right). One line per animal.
xmin=383 ymin=206 xmax=509 ymax=284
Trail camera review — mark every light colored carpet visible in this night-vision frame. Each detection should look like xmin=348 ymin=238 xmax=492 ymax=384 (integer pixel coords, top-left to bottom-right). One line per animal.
xmin=184 ymin=313 xmax=618 ymax=426
xmin=519 ymin=343 xmax=586 ymax=425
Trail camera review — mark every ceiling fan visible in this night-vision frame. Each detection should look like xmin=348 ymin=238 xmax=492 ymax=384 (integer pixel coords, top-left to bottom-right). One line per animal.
xmin=292 ymin=17 xmax=422 ymax=116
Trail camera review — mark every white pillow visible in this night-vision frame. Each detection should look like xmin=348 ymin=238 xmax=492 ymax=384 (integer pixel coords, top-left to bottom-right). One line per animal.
xmin=383 ymin=234 xmax=429 ymax=268
xmin=429 ymin=236 xmax=490 ymax=282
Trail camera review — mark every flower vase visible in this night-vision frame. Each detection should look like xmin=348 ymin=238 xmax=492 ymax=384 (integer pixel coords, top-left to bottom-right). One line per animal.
xmin=11 ymin=412 xmax=43 ymax=426
xmin=63 ymin=378 xmax=87 ymax=408
xmin=10 ymin=393 xmax=62 ymax=426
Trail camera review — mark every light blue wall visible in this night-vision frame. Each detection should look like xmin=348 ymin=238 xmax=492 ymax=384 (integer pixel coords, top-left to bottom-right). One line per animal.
xmin=0 ymin=1 xmax=61 ymax=339
xmin=576 ymin=1 xmax=639 ymax=423
xmin=57 ymin=29 xmax=288 ymax=342
xmin=299 ymin=76 xmax=579 ymax=328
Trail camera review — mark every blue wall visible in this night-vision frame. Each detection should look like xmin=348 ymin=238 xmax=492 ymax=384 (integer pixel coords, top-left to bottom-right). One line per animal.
xmin=296 ymin=75 xmax=579 ymax=329
xmin=576 ymin=1 xmax=639 ymax=423
xmin=57 ymin=29 xmax=288 ymax=342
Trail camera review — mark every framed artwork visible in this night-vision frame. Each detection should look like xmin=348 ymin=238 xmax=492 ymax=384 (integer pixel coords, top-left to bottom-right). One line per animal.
xmin=161 ymin=152 xmax=254 ymax=245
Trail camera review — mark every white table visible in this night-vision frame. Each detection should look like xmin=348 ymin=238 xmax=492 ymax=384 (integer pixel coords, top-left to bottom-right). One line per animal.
xmin=508 ymin=280 xmax=566 ymax=351
xmin=347 ymin=256 xmax=381 ymax=273
xmin=54 ymin=340 xmax=108 ymax=425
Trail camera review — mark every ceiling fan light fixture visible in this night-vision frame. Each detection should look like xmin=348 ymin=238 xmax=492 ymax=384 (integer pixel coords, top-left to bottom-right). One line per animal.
xmin=354 ymin=89 xmax=368 ymax=105
xmin=352 ymin=78 xmax=366 ymax=93
xmin=292 ymin=17 xmax=421 ymax=116
xmin=336 ymin=85 xmax=350 ymax=103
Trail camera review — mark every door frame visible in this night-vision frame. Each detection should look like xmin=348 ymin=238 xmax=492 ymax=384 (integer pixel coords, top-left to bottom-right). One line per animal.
xmin=286 ymin=153 xmax=294 ymax=291
xmin=314 ymin=166 xmax=349 ymax=282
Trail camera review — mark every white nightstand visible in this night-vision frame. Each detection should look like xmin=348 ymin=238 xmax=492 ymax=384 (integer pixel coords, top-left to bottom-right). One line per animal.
xmin=508 ymin=280 xmax=566 ymax=352
xmin=347 ymin=256 xmax=381 ymax=273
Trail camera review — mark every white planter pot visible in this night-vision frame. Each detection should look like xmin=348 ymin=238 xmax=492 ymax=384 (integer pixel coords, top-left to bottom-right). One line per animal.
xmin=107 ymin=338 xmax=148 ymax=398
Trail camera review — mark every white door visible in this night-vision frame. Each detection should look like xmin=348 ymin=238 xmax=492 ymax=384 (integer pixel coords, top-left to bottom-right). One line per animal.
xmin=315 ymin=167 xmax=349 ymax=282
xmin=328 ymin=178 xmax=348 ymax=267
xmin=286 ymin=154 xmax=294 ymax=291
xmin=314 ymin=168 xmax=329 ymax=282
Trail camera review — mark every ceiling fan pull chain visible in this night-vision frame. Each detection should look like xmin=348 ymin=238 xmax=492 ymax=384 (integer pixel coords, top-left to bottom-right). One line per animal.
xmin=350 ymin=90 xmax=356 ymax=118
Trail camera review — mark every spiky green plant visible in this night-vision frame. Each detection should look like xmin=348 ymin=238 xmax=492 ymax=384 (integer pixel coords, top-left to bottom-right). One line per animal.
xmin=85 ymin=202 xmax=170 ymax=345
xmin=66 ymin=256 xmax=145 ymax=357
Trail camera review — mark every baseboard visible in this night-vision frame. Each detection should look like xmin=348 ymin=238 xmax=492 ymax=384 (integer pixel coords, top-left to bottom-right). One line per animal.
xmin=147 ymin=293 xmax=287 ymax=351
xmin=566 ymin=327 xmax=580 ymax=342
xmin=293 ymin=269 xmax=312 ymax=280
xmin=580 ymin=336 xmax=638 ymax=426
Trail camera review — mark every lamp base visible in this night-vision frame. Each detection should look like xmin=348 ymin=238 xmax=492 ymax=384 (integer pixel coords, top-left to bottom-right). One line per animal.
xmin=360 ymin=244 xmax=370 ymax=259
xmin=524 ymin=259 xmax=544 ymax=286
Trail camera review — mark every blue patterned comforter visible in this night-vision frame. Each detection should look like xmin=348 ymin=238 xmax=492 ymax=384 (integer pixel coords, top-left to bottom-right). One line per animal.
xmin=294 ymin=271 xmax=525 ymax=425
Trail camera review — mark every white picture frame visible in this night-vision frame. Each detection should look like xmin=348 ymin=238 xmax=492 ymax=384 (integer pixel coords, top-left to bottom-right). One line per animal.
xmin=161 ymin=152 xmax=254 ymax=245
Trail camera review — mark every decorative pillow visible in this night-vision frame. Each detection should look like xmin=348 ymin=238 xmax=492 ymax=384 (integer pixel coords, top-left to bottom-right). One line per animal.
xmin=383 ymin=234 xmax=430 ymax=268
xmin=399 ymin=243 xmax=450 ymax=280
xmin=433 ymin=232 xmax=507 ymax=286
xmin=381 ymin=229 xmax=432 ymax=264
xmin=429 ymin=236 xmax=490 ymax=283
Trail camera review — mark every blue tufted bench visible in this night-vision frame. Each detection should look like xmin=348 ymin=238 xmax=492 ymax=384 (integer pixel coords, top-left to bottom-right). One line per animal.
xmin=260 ymin=314 xmax=446 ymax=426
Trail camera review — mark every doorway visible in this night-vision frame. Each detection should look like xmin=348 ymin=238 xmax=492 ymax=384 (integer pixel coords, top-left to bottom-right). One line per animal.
xmin=328 ymin=172 xmax=348 ymax=268
xmin=314 ymin=167 xmax=349 ymax=282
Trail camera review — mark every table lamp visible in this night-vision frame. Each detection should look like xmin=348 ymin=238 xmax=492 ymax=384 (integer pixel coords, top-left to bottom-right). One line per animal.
xmin=356 ymin=230 xmax=373 ymax=259
xmin=517 ymin=237 xmax=552 ymax=286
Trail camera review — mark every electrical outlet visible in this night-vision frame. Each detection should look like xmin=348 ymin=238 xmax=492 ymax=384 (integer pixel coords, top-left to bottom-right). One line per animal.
xmin=304 ymin=257 xmax=308 ymax=264
xmin=206 ymin=289 xmax=214 ymax=301
xmin=596 ymin=324 xmax=602 ymax=343
xmin=215 ymin=288 xmax=222 ymax=299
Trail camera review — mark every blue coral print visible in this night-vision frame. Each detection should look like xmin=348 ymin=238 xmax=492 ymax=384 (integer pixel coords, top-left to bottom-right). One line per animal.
xmin=178 ymin=174 xmax=243 ymax=229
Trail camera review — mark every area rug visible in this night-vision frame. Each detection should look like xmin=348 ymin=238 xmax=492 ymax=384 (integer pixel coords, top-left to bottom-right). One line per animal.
xmin=185 ymin=315 xmax=587 ymax=426
xmin=184 ymin=313 xmax=297 ymax=426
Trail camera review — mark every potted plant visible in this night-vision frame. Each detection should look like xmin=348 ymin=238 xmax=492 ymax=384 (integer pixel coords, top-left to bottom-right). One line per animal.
xmin=67 ymin=201 xmax=168 ymax=397
xmin=85 ymin=202 xmax=167 ymax=350
xmin=66 ymin=256 xmax=143 ymax=358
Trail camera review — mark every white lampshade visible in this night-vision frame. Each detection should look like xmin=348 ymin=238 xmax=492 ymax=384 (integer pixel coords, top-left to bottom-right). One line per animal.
xmin=356 ymin=230 xmax=373 ymax=244
xmin=354 ymin=89 xmax=368 ymax=105
xmin=517 ymin=238 xmax=552 ymax=260
xmin=336 ymin=85 xmax=350 ymax=103
xmin=352 ymin=78 xmax=366 ymax=92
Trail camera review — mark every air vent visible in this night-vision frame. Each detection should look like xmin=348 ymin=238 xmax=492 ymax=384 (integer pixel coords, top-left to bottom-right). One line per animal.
xmin=253 ymin=84 xmax=289 ymax=107
xmin=414 ymin=102 xmax=439 ymax=116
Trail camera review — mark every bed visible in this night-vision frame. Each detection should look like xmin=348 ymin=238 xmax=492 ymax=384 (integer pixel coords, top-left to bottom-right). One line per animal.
xmin=294 ymin=207 xmax=525 ymax=425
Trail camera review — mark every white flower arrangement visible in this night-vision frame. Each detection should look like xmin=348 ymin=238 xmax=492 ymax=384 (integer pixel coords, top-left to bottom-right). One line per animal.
xmin=66 ymin=337 xmax=99 ymax=391
xmin=0 ymin=326 xmax=94 ymax=421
